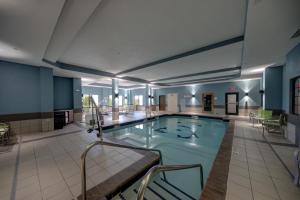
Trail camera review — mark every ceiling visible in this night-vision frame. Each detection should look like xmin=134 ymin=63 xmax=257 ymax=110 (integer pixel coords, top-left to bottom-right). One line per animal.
xmin=0 ymin=0 xmax=299 ymax=87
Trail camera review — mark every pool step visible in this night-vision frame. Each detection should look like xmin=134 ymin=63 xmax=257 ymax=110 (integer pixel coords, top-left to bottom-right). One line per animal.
xmin=111 ymin=177 xmax=196 ymax=200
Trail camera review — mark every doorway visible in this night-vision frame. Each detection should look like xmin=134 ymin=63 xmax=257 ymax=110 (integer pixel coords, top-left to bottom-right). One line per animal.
xmin=225 ymin=92 xmax=239 ymax=115
xmin=159 ymin=95 xmax=166 ymax=111
xmin=202 ymin=93 xmax=214 ymax=112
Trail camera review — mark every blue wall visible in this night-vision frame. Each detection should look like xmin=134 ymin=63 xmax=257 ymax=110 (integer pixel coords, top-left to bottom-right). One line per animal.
xmin=53 ymin=76 xmax=73 ymax=110
xmin=0 ymin=61 xmax=54 ymax=115
xmin=73 ymin=78 xmax=82 ymax=109
xmin=282 ymin=43 xmax=300 ymax=112
xmin=40 ymin=67 xmax=54 ymax=112
xmin=264 ymin=66 xmax=283 ymax=110
xmin=155 ymin=79 xmax=261 ymax=107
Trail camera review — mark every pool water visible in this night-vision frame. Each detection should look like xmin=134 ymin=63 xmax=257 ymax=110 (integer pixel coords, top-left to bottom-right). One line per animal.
xmin=105 ymin=116 xmax=228 ymax=198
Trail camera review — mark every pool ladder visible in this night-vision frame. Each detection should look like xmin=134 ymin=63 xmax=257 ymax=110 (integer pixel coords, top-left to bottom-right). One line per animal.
xmin=88 ymin=95 xmax=104 ymax=140
xmin=80 ymin=140 xmax=204 ymax=200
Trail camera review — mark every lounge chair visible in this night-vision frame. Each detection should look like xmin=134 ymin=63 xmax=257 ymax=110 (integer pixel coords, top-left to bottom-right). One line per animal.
xmin=250 ymin=109 xmax=273 ymax=127
xmin=261 ymin=113 xmax=287 ymax=136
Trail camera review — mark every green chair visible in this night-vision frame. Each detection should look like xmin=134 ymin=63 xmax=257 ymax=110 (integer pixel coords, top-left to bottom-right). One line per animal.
xmin=251 ymin=109 xmax=273 ymax=126
xmin=262 ymin=113 xmax=287 ymax=136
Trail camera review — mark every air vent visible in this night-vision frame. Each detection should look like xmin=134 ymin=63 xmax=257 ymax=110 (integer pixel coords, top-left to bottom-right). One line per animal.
xmin=291 ymin=28 xmax=300 ymax=39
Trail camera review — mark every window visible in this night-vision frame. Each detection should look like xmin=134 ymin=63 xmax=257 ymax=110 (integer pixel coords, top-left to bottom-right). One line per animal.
xmin=82 ymin=95 xmax=90 ymax=108
xmin=92 ymin=95 xmax=99 ymax=106
xmin=108 ymin=95 xmax=112 ymax=107
xmin=108 ymin=95 xmax=123 ymax=106
xmin=119 ymin=95 xmax=123 ymax=106
xmin=293 ymin=77 xmax=300 ymax=115
xmin=134 ymin=95 xmax=143 ymax=106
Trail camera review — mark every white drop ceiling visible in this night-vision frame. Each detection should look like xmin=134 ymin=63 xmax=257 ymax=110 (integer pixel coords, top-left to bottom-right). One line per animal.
xmin=0 ymin=0 xmax=299 ymax=87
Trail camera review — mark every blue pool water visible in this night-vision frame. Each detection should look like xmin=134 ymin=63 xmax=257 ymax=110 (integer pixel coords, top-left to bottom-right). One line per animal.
xmin=104 ymin=116 xmax=228 ymax=198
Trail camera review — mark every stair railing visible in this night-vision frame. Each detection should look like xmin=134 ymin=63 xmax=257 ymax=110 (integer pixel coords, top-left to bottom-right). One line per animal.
xmin=81 ymin=140 xmax=165 ymax=200
xmin=136 ymin=164 xmax=204 ymax=200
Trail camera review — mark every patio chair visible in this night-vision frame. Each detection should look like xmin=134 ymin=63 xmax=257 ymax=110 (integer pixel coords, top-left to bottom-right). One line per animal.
xmin=251 ymin=109 xmax=273 ymax=127
xmin=0 ymin=122 xmax=10 ymax=145
xmin=262 ymin=113 xmax=287 ymax=136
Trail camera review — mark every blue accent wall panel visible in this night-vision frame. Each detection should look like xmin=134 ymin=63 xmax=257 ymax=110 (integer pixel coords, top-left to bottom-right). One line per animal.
xmin=264 ymin=66 xmax=283 ymax=110
xmin=40 ymin=67 xmax=54 ymax=112
xmin=0 ymin=61 xmax=42 ymax=114
xmin=282 ymin=43 xmax=300 ymax=112
xmin=73 ymin=78 xmax=82 ymax=109
xmin=53 ymin=76 xmax=73 ymax=110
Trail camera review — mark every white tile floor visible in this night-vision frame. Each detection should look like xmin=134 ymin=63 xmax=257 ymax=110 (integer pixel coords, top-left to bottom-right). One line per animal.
xmin=226 ymin=121 xmax=300 ymax=200
xmin=0 ymin=129 xmax=143 ymax=200
xmin=1 ymin=118 xmax=299 ymax=200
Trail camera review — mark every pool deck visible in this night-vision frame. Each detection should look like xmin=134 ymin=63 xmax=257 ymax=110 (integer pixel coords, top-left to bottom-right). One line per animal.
xmin=0 ymin=112 xmax=299 ymax=200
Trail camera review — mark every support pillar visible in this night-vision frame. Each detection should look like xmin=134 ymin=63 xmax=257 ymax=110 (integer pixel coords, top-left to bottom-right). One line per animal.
xmin=145 ymin=84 xmax=151 ymax=115
xmin=112 ymin=79 xmax=119 ymax=120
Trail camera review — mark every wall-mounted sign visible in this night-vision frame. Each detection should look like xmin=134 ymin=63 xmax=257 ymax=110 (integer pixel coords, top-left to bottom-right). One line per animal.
xmin=228 ymin=86 xmax=237 ymax=92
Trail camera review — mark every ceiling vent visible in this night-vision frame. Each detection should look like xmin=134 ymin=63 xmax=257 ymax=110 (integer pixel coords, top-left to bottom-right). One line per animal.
xmin=291 ymin=28 xmax=300 ymax=39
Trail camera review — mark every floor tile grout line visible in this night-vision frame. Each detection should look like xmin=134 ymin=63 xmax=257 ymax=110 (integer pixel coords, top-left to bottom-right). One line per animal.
xmin=33 ymin=138 xmax=45 ymax=200
xmin=22 ymin=129 xmax=83 ymax=144
xmin=9 ymin=135 xmax=21 ymax=200
xmin=242 ymin=125 xmax=255 ymax=200
xmin=261 ymin=133 xmax=294 ymax=178
xmin=51 ymin=143 xmax=76 ymax=200
xmin=234 ymin=135 xmax=297 ymax=147
xmin=55 ymin=133 xmax=97 ymax=197
xmin=256 ymin=137 xmax=283 ymax=200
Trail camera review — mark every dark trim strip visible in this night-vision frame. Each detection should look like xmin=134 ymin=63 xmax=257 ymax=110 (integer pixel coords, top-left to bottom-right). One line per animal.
xmin=87 ymin=82 xmax=144 ymax=89
xmin=73 ymin=108 xmax=82 ymax=113
xmin=43 ymin=59 xmax=153 ymax=85
xmin=152 ymin=66 xmax=241 ymax=83
xmin=185 ymin=105 xmax=260 ymax=109
xmin=153 ymin=181 xmax=181 ymax=200
xmin=116 ymin=36 xmax=244 ymax=75
xmin=156 ymin=179 xmax=196 ymax=200
xmin=0 ymin=112 xmax=54 ymax=121
xmin=164 ymin=73 xmax=241 ymax=86
xmin=133 ymin=189 xmax=148 ymax=200
xmin=200 ymin=120 xmax=235 ymax=200
xmin=47 ymin=59 xmax=115 ymax=77
xmin=146 ymin=186 xmax=167 ymax=200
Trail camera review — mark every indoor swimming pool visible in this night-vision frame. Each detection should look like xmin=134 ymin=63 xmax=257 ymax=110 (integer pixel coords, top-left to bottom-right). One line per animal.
xmin=105 ymin=116 xmax=228 ymax=199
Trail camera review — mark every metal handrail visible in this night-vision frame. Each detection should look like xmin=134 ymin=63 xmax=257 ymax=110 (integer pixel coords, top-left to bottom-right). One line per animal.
xmin=136 ymin=164 xmax=204 ymax=200
xmin=89 ymin=95 xmax=104 ymax=140
xmin=81 ymin=140 xmax=166 ymax=200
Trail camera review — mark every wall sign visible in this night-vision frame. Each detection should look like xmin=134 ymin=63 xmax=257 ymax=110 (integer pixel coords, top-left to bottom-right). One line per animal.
xmin=228 ymin=86 xmax=237 ymax=92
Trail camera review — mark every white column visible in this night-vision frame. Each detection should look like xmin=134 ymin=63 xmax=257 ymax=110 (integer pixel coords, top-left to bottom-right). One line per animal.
xmin=112 ymin=79 xmax=119 ymax=120
xmin=145 ymin=84 xmax=152 ymax=115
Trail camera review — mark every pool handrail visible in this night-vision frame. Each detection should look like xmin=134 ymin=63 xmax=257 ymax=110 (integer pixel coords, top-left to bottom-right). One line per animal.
xmin=136 ymin=163 xmax=204 ymax=200
xmin=80 ymin=140 xmax=166 ymax=200
xmin=89 ymin=95 xmax=104 ymax=140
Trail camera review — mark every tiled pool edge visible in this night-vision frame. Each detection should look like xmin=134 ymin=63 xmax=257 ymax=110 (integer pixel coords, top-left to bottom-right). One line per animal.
xmin=200 ymin=120 xmax=235 ymax=200
xmin=77 ymin=137 xmax=160 ymax=200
